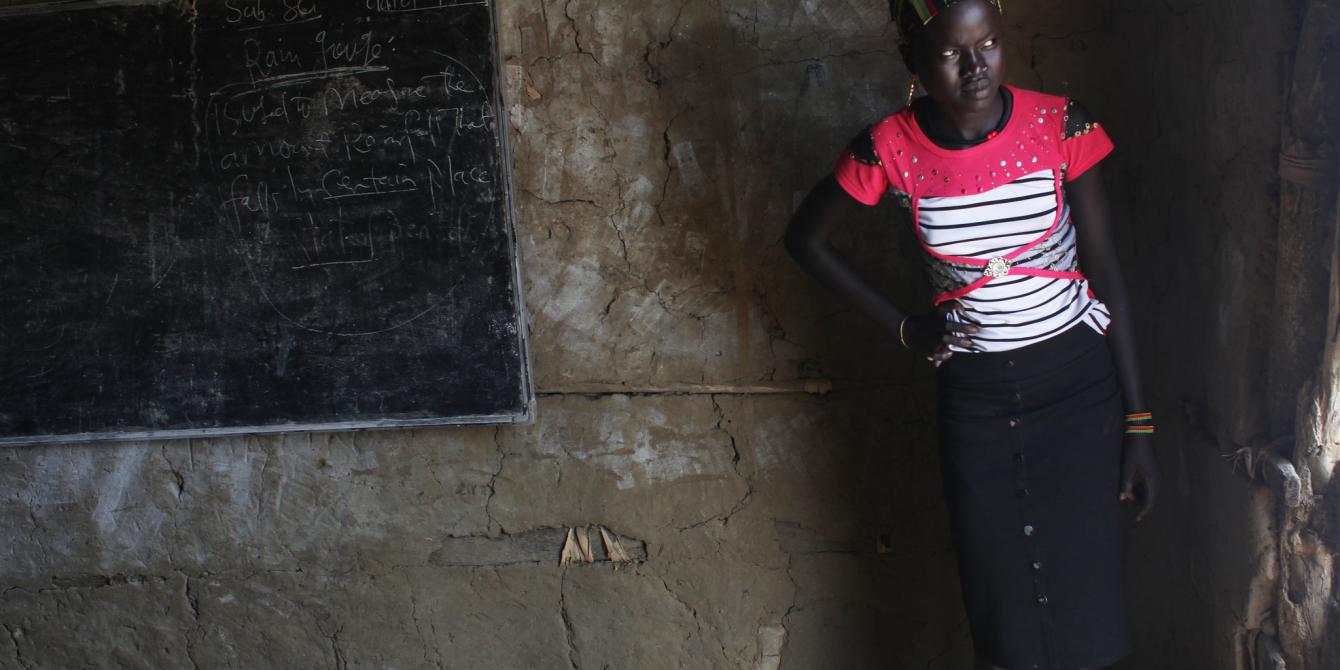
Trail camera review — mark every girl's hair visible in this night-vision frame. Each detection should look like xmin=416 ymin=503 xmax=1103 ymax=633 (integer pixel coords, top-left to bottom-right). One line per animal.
xmin=889 ymin=0 xmax=1004 ymax=43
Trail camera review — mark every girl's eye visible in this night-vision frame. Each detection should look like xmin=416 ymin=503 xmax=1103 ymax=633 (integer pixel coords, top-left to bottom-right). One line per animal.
xmin=983 ymin=38 xmax=998 ymax=48
xmin=941 ymin=49 xmax=959 ymax=59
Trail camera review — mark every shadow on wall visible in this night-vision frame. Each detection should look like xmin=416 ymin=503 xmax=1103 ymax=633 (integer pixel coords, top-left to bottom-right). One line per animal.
xmin=1097 ymin=0 xmax=1340 ymax=668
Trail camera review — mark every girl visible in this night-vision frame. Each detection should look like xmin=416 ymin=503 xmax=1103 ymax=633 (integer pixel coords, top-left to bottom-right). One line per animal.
xmin=783 ymin=1 xmax=1160 ymax=668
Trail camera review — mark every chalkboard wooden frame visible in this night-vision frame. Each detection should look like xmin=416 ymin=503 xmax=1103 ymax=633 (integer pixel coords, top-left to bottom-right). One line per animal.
xmin=0 ymin=0 xmax=535 ymax=446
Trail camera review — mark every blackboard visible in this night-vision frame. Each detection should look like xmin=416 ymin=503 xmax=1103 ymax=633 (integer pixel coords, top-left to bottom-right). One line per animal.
xmin=0 ymin=0 xmax=532 ymax=445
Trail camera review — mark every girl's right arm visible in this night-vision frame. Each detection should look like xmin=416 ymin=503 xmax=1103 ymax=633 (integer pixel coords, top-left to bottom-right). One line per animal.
xmin=783 ymin=174 xmax=976 ymax=362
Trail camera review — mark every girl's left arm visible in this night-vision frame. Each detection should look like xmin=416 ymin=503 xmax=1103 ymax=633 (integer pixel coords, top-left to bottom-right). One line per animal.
xmin=1066 ymin=165 xmax=1160 ymax=522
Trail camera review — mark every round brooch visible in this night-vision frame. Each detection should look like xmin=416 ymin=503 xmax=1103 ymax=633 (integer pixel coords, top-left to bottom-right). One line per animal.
xmin=984 ymin=256 xmax=1013 ymax=279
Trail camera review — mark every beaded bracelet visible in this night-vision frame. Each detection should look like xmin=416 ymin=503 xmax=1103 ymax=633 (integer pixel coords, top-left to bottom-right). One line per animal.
xmin=1124 ymin=412 xmax=1155 ymax=435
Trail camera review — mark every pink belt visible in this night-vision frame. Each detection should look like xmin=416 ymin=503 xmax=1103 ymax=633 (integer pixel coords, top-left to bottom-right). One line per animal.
xmin=932 ymin=257 xmax=1085 ymax=306
xmin=915 ymin=174 xmax=1087 ymax=306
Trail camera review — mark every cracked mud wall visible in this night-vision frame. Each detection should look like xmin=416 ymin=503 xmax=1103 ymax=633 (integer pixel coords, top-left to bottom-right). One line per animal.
xmin=0 ymin=1 xmax=1264 ymax=669
xmin=1094 ymin=1 xmax=1339 ymax=669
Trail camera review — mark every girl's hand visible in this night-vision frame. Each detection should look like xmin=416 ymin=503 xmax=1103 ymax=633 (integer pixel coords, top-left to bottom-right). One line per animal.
xmin=1119 ymin=434 xmax=1159 ymax=522
xmin=904 ymin=301 xmax=979 ymax=366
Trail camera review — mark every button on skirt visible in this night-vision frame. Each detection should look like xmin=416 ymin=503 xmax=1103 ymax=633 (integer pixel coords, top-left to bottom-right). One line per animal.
xmin=936 ymin=323 xmax=1130 ymax=670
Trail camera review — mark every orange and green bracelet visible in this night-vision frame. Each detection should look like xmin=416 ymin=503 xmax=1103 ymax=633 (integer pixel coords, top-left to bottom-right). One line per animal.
xmin=1125 ymin=412 xmax=1155 ymax=435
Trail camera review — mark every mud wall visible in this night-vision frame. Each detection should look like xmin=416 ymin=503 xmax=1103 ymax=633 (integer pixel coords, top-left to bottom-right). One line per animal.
xmin=1095 ymin=0 xmax=1325 ymax=668
xmin=1 ymin=0 xmax=1318 ymax=668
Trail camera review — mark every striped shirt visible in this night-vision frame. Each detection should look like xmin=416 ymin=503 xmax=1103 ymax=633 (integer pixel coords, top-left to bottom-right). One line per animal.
xmin=833 ymin=86 xmax=1116 ymax=353
xmin=915 ymin=170 xmax=1110 ymax=352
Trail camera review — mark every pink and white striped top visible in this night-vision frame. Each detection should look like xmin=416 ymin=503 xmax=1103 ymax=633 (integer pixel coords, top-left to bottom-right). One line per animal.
xmin=834 ymin=86 xmax=1116 ymax=353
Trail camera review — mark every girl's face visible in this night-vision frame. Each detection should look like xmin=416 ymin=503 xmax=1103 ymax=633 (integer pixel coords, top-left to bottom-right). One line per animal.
xmin=911 ymin=0 xmax=1005 ymax=113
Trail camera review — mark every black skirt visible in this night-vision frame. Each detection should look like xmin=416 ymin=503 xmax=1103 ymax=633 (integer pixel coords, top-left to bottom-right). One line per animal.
xmin=936 ymin=323 xmax=1131 ymax=670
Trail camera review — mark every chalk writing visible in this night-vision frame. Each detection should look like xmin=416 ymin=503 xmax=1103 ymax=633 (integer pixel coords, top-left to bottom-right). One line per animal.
xmin=282 ymin=0 xmax=321 ymax=23
xmin=322 ymin=78 xmax=430 ymax=114
xmin=231 ymin=0 xmax=324 ymax=31
xmin=315 ymin=31 xmax=386 ymax=71
xmin=225 ymin=0 xmax=269 ymax=26
xmin=243 ymin=36 xmax=304 ymax=83
xmin=0 ymin=0 xmax=529 ymax=442
xmin=365 ymin=0 xmax=490 ymax=14
xmin=203 ymin=0 xmax=502 ymax=335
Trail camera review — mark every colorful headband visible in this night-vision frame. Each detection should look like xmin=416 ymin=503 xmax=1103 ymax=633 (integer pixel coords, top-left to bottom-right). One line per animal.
xmin=898 ymin=0 xmax=1003 ymax=26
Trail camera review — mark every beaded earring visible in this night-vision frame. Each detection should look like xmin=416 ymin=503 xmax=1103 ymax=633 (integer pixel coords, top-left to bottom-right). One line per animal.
xmin=906 ymin=77 xmax=918 ymax=106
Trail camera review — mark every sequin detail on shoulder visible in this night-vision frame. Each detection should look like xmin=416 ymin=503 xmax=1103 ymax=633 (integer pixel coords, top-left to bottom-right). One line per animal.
xmin=1061 ymin=99 xmax=1101 ymax=140
xmin=846 ymin=126 xmax=883 ymax=167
